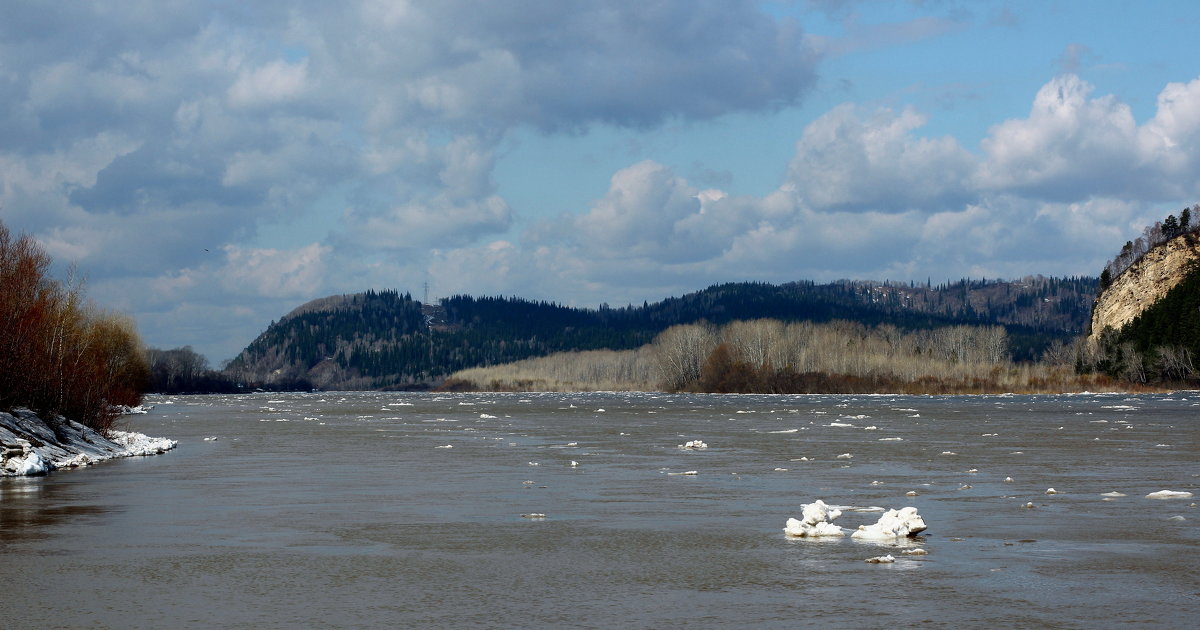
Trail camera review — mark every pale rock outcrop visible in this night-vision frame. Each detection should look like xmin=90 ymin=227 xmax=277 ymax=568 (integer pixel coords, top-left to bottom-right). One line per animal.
xmin=1090 ymin=235 xmax=1200 ymax=340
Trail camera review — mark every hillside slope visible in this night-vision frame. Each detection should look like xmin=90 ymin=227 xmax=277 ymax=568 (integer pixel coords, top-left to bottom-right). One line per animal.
xmin=225 ymin=278 xmax=1096 ymax=391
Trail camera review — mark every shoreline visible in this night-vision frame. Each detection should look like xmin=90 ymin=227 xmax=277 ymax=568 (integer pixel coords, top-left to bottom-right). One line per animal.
xmin=0 ymin=408 xmax=176 ymax=477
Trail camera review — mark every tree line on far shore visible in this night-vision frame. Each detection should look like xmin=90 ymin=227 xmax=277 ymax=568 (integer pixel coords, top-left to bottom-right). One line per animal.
xmin=444 ymin=317 xmax=1133 ymax=394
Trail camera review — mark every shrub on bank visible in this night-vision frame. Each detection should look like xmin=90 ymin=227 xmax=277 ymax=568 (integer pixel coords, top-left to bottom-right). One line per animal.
xmin=0 ymin=221 xmax=148 ymax=434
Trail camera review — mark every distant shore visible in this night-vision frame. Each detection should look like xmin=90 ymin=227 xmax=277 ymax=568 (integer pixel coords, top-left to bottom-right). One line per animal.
xmin=0 ymin=408 xmax=175 ymax=477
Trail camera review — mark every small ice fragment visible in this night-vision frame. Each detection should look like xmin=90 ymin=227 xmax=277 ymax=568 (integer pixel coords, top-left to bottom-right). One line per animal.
xmin=528 ymin=461 xmax=540 ymax=466
xmin=905 ymin=491 xmax=918 ymax=496
xmin=851 ymin=507 xmax=927 ymax=540
xmin=902 ymin=548 xmax=928 ymax=555
xmin=774 ymin=467 xmax=789 ymax=472
xmin=940 ymin=451 xmax=957 ymax=456
xmin=958 ymin=484 xmax=972 ymax=490
xmin=570 ymin=460 xmax=579 ymax=467
xmin=203 ymin=436 xmax=219 ymax=441
xmin=1045 ymin=488 xmax=1059 ymax=494
xmin=1168 ymin=515 xmax=1186 ymax=521
xmin=1100 ymin=491 xmax=1126 ymax=497
xmin=595 ymin=409 xmax=605 ymax=412
xmin=1023 ymin=502 xmax=1035 ymax=508
xmin=1004 ymin=477 xmax=1014 ymax=483
xmin=480 ymin=413 xmax=497 ymax=419
xmin=836 ymin=453 xmax=853 ymax=459
xmin=879 ymin=437 xmax=903 ymax=441
xmin=1145 ymin=490 xmax=1194 ymax=499
xmin=870 ymin=480 xmax=883 ymax=485
xmin=435 ymin=445 xmax=453 ymax=449
xmin=966 ymin=469 xmax=978 ymax=473
xmin=521 ymin=513 xmax=546 ymax=519
xmin=790 ymin=457 xmax=810 ymax=461
xmin=566 ymin=442 xmax=578 ymax=447
xmin=830 ymin=422 xmax=853 ymax=427
xmin=863 ymin=426 xmax=878 ymax=430
xmin=1155 ymin=444 xmax=1171 ymax=447
xmin=864 ymin=554 xmax=896 ymax=563
xmin=679 ymin=440 xmax=708 ymax=450
xmin=667 ymin=470 xmax=698 ymax=476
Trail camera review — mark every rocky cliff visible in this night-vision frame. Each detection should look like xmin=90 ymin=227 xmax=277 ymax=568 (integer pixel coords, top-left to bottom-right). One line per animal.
xmin=1090 ymin=234 xmax=1200 ymax=340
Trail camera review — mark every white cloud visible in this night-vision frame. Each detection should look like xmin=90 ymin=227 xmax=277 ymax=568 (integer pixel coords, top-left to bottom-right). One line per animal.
xmin=220 ymin=242 xmax=331 ymax=298
xmin=227 ymin=59 xmax=309 ymax=108
xmin=786 ymin=104 xmax=976 ymax=212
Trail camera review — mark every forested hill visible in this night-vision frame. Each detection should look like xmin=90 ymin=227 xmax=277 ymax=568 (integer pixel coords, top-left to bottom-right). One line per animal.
xmin=224 ymin=277 xmax=1097 ymax=390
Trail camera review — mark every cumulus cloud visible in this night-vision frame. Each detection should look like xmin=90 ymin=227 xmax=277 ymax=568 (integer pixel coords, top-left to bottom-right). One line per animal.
xmin=786 ymin=104 xmax=976 ymax=212
xmin=977 ymin=75 xmax=1141 ymax=200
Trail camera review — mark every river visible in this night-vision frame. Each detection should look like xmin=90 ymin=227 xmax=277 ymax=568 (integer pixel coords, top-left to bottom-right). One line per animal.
xmin=1 ymin=391 xmax=1197 ymax=628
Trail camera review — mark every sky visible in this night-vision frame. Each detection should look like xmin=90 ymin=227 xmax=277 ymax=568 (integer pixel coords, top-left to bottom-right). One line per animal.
xmin=5 ymin=1 xmax=1200 ymax=364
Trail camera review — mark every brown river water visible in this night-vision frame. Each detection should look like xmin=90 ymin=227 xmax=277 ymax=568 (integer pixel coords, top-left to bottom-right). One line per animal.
xmin=1 ymin=391 xmax=1197 ymax=629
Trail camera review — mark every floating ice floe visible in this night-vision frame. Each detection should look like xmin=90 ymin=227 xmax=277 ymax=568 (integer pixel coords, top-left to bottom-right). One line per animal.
xmin=905 ymin=491 xmax=918 ymax=496
xmin=1168 ymin=515 xmax=1186 ymax=521
xmin=479 ymin=413 xmax=497 ymax=419
xmin=774 ymin=468 xmax=789 ymax=472
xmin=783 ymin=499 xmax=846 ymax=537
xmin=902 ymin=548 xmax=928 ymax=556
xmin=836 ymin=453 xmax=853 ymax=459
xmin=570 ymin=460 xmax=579 ymax=467
xmin=1145 ymin=490 xmax=1194 ymax=499
xmin=678 ymin=440 xmax=708 ymax=450
xmin=1045 ymin=488 xmax=1059 ymax=494
xmin=435 ymin=445 xmax=453 ymax=449
xmin=667 ymin=470 xmax=698 ymax=476
xmin=521 ymin=513 xmax=546 ymax=519
xmin=1004 ymin=477 xmax=1014 ymax=482
xmin=829 ymin=422 xmax=854 ymax=427
xmin=864 ymin=554 xmax=895 ymax=564
xmin=850 ymin=506 xmax=927 ymax=540
xmin=940 ymin=451 xmax=957 ymax=456
xmin=879 ymin=437 xmax=903 ymax=441
xmin=1100 ymin=491 xmax=1126 ymax=497
xmin=203 ymin=436 xmax=219 ymax=442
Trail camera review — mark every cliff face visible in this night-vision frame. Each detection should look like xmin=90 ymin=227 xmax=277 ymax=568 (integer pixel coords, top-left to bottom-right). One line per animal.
xmin=1090 ymin=234 xmax=1200 ymax=339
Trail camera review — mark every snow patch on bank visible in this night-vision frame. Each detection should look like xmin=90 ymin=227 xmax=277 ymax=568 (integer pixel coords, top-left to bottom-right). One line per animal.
xmin=1 ymin=408 xmax=175 ymax=477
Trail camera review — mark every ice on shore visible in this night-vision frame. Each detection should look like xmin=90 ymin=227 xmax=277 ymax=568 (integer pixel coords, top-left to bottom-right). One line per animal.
xmin=1145 ymin=490 xmax=1193 ymax=499
xmin=1 ymin=408 xmax=175 ymax=477
xmin=850 ymin=506 xmax=927 ymax=540
xmin=783 ymin=499 xmax=846 ymax=538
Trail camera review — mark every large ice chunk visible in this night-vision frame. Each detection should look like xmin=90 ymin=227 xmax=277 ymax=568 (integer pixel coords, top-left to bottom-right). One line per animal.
xmin=783 ymin=499 xmax=846 ymax=537
xmin=850 ymin=506 xmax=927 ymax=540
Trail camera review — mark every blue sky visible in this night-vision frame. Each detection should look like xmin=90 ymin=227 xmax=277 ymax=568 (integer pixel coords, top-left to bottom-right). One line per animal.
xmin=4 ymin=1 xmax=1200 ymax=363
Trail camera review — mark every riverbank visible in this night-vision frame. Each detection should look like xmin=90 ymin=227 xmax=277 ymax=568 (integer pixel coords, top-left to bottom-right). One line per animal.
xmin=0 ymin=408 xmax=176 ymax=476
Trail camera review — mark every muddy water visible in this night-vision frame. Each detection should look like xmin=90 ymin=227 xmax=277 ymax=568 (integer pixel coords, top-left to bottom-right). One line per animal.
xmin=1 ymin=392 xmax=1197 ymax=629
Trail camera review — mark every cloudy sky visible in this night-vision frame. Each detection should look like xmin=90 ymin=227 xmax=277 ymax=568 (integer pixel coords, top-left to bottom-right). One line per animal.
xmin=5 ymin=1 xmax=1200 ymax=363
